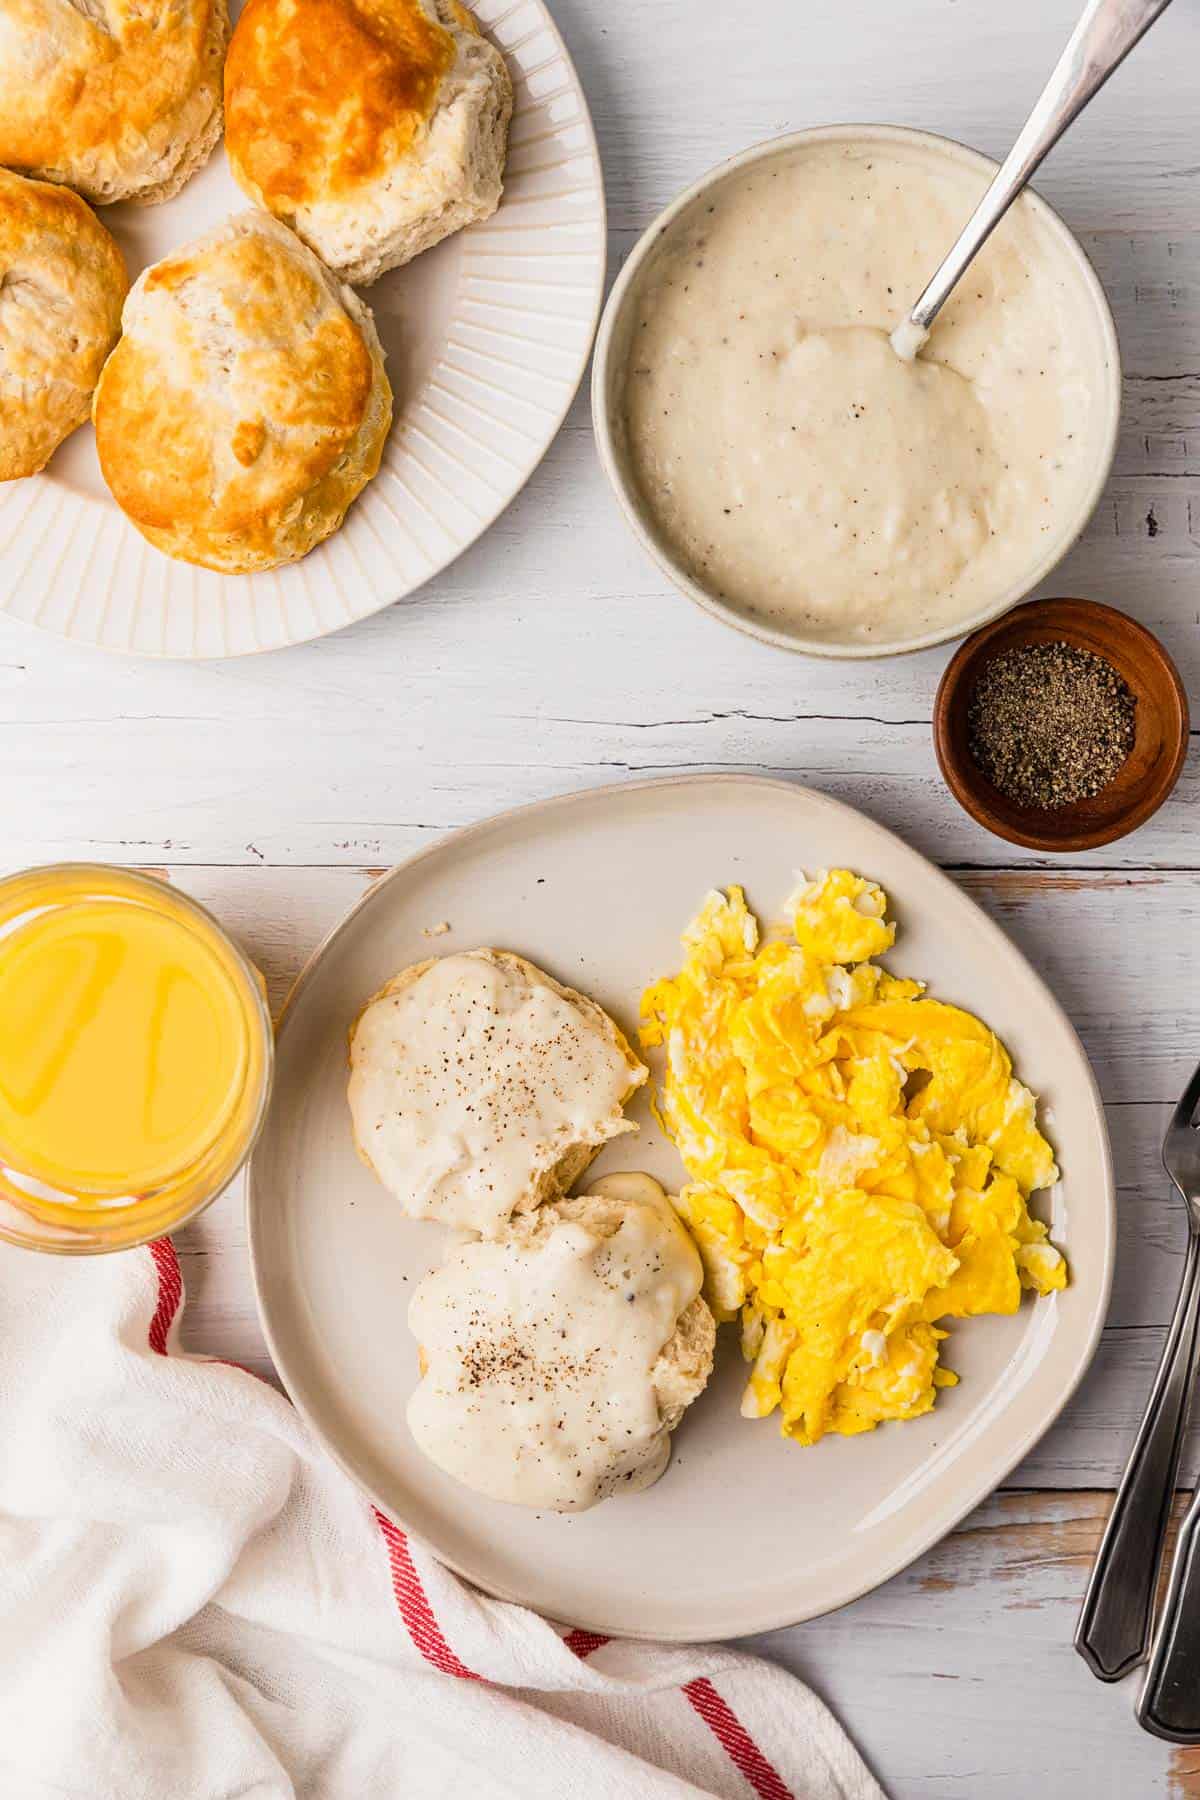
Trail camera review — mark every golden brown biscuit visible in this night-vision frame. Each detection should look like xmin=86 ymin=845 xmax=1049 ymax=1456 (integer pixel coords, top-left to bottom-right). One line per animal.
xmin=93 ymin=213 xmax=393 ymax=573
xmin=225 ymin=0 xmax=512 ymax=284
xmin=0 ymin=0 xmax=229 ymax=205
xmin=0 ymin=169 xmax=127 ymax=482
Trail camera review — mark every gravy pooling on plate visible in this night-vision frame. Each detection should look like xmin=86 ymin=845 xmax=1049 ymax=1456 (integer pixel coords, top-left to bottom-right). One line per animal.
xmin=621 ymin=137 xmax=1111 ymax=645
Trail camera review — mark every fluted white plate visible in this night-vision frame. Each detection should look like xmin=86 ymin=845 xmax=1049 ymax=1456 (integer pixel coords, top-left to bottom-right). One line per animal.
xmin=0 ymin=0 xmax=604 ymax=658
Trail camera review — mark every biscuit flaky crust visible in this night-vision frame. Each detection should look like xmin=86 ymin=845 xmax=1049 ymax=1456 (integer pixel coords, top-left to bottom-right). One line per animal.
xmin=0 ymin=169 xmax=127 ymax=482
xmin=0 ymin=0 xmax=229 ymax=205
xmin=93 ymin=213 xmax=393 ymax=574
xmin=225 ymin=0 xmax=513 ymax=284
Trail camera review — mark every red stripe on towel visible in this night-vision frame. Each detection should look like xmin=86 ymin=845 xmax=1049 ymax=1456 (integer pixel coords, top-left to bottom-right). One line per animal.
xmin=373 ymin=1508 xmax=481 ymax=1681
xmin=147 ymin=1238 xmax=184 ymax=1355
xmin=143 ymin=1249 xmax=788 ymax=1795
xmin=683 ymin=1677 xmax=794 ymax=1800
xmin=144 ymin=1240 xmax=479 ymax=1682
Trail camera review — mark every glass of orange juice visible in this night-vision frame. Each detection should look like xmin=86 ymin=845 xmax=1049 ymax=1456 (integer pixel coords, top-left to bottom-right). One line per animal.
xmin=0 ymin=865 xmax=273 ymax=1253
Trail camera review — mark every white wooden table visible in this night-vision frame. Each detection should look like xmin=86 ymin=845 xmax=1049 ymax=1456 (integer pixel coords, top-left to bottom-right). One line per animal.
xmin=4 ymin=0 xmax=1200 ymax=1791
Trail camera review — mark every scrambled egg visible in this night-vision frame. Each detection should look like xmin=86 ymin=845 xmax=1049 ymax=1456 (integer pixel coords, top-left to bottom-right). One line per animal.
xmin=640 ymin=871 xmax=1067 ymax=1445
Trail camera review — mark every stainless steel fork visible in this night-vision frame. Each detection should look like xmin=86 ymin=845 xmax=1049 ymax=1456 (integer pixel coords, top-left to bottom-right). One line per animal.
xmin=1076 ymin=1060 xmax=1200 ymax=1692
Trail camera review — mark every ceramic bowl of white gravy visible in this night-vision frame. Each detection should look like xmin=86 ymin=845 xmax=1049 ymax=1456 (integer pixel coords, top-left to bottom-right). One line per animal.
xmin=592 ymin=125 xmax=1121 ymax=659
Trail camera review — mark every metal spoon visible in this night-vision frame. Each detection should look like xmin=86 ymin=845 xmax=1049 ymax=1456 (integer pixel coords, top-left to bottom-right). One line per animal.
xmin=890 ymin=0 xmax=1174 ymax=362
xmin=1076 ymin=1061 xmax=1200 ymax=1688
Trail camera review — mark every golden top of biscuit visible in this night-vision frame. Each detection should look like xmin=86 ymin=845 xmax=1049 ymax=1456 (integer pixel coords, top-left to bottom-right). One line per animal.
xmin=0 ymin=0 xmax=227 ymax=204
xmin=0 ymin=167 xmax=127 ymax=481
xmin=94 ymin=215 xmax=389 ymax=571
xmin=225 ymin=0 xmax=468 ymax=212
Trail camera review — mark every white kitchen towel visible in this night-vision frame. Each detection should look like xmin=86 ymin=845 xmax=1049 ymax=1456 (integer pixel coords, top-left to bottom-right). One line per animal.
xmin=0 ymin=1235 xmax=885 ymax=1800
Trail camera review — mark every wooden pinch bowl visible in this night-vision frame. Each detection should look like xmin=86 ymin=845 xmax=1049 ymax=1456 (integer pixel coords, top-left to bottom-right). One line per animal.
xmin=934 ymin=597 xmax=1189 ymax=852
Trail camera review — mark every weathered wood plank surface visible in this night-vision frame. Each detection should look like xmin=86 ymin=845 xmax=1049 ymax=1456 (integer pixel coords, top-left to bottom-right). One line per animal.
xmin=751 ymin=1492 xmax=1200 ymax=1800
xmin=3 ymin=386 xmax=1199 ymax=870
xmin=4 ymin=0 xmax=1200 ymax=1789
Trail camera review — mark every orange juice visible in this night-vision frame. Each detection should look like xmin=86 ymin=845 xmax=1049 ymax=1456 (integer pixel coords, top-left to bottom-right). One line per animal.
xmin=0 ymin=867 xmax=272 ymax=1252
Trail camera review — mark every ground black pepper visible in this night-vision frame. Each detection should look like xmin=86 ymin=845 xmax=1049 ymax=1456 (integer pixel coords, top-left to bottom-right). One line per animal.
xmin=966 ymin=640 xmax=1136 ymax=810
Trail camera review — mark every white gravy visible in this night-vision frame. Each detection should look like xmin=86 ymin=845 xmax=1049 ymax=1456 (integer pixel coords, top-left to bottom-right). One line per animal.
xmin=621 ymin=137 xmax=1112 ymax=646
xmin=348 ymin=952 xmax=642 ymax=1236
xmin=406 ymin=1177 xmax=704 ymax=1511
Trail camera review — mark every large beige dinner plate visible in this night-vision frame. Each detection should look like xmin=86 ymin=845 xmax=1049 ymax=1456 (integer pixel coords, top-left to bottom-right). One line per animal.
xmin=248 ymin=775 xmax=1114 ymax=1640
xmin=0 ymin=0 xmax=604 ymax=658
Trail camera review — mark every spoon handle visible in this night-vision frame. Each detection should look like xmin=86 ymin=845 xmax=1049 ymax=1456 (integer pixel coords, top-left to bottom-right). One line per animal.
xmin=1138 ymin=1477 xmax=1200 ymax=1742
xmin=904 ymin=0 xmax=1174 ymax=339
xmin=1075 ymin=1227 xmax=1200 ymax=1682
